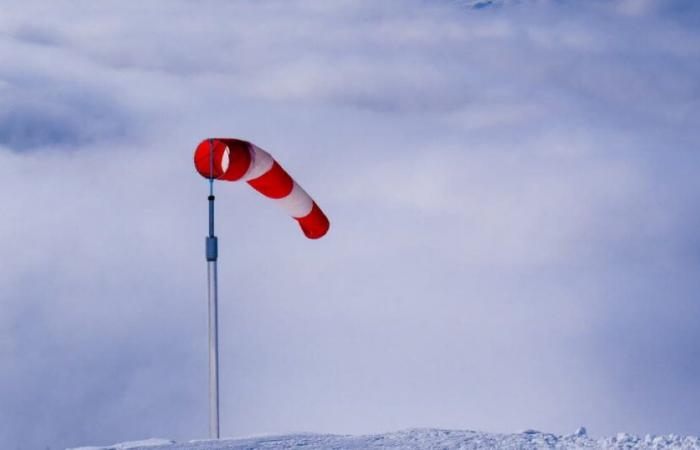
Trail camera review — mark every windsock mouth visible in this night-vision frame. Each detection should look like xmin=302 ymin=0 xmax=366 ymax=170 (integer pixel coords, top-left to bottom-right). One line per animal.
xmin=194 ymin=138 xmax=252 ymax=181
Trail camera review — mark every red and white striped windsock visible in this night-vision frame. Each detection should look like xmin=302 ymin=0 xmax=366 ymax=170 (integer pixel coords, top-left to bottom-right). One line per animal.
xmin=194 ymin=138 xmax=330 ymax=239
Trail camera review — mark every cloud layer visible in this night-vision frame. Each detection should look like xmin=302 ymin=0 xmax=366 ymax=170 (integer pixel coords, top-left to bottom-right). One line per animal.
xmin=1 ymin=1 xmax=700 ymax=449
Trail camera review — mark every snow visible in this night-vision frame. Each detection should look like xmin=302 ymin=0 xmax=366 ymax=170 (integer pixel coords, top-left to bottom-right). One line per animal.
xmin=69 ymin=438 xmax=175 ymax=450
xmin=67 ymin=428 xmax=700 ymax=450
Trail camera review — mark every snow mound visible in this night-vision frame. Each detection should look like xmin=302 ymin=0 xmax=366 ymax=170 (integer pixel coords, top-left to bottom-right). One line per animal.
xmin=67 ymin=428 xmax=700 ymax=450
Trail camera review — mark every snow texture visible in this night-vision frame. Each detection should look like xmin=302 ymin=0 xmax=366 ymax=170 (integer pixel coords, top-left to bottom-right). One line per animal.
xmin=67 ymin=429 xmax=700 ymax=450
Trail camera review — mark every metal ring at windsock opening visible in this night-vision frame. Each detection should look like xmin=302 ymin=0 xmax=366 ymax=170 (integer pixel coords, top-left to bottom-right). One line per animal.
xmin=194 ymin=138 xmax=330 ymax=239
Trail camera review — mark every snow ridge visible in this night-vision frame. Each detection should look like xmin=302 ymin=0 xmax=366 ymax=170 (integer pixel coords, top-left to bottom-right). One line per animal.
xmin=67 ymin=428 xmax=700 ymax=450
xmin=448 ymin=0 xmax=519 ymax=9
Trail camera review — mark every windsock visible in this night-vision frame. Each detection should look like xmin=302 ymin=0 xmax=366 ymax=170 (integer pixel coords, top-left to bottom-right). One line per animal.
xmin=194 ymin=138 xmax=329 ymax=239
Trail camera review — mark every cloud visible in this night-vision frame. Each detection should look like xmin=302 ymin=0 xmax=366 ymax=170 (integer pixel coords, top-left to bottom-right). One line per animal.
xmin=1 ymin=1 xmax=700 ymax=449
xmin=0 ymin=32 xmax=135 ymax=152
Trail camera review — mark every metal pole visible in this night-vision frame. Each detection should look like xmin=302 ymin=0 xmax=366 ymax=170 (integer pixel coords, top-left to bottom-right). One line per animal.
xmin=206 ymin=140 xmax=220 ymax=439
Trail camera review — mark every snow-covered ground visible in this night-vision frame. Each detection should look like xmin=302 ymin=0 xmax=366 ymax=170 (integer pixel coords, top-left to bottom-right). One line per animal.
xmin=68 ymin=428 xmax=700 ymax=450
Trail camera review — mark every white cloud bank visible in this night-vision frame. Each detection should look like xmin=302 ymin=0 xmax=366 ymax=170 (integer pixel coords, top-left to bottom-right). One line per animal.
xmin=1 ymin=1 xmax=699 ymax=449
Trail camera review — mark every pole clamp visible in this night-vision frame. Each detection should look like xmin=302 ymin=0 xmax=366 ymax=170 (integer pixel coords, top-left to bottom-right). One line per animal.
xmin=206 ymin=236 xmax=218 ymax=261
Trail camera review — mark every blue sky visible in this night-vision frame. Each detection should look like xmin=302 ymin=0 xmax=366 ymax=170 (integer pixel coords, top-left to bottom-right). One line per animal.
xmin=1 ymin=1 xmax=700 ymax=448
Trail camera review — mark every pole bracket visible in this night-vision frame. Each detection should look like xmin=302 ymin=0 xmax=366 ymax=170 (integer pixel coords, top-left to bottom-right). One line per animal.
xmin=206 ymin=236 xmax=218 ymax=261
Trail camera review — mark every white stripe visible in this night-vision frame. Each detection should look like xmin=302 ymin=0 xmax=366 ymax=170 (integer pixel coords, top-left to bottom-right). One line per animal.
xmin=276 ymin=182 xmax=314 ymax=218
xmin=242 ymin=144 xmax=274 ymax=181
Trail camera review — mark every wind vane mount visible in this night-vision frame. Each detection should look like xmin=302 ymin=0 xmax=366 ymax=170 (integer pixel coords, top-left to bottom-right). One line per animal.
xmin=193 ymin=138 xmax=330 ymax=439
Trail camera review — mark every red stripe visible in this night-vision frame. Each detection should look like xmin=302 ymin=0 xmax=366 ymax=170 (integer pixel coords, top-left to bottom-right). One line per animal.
xmin=218 ymin=139 xmax=251 ymax=181
xmin=296 ymin=202 xmax=330 ymax=239
xmin=247 ymin=161 xmax=294 ymax=199
xmin=194 ymin=139 xmax=227 ymax=179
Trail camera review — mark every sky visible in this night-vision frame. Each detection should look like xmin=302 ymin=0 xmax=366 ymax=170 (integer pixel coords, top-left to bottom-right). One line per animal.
xmin=1 ymin=0 xmax=700 ymax=448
